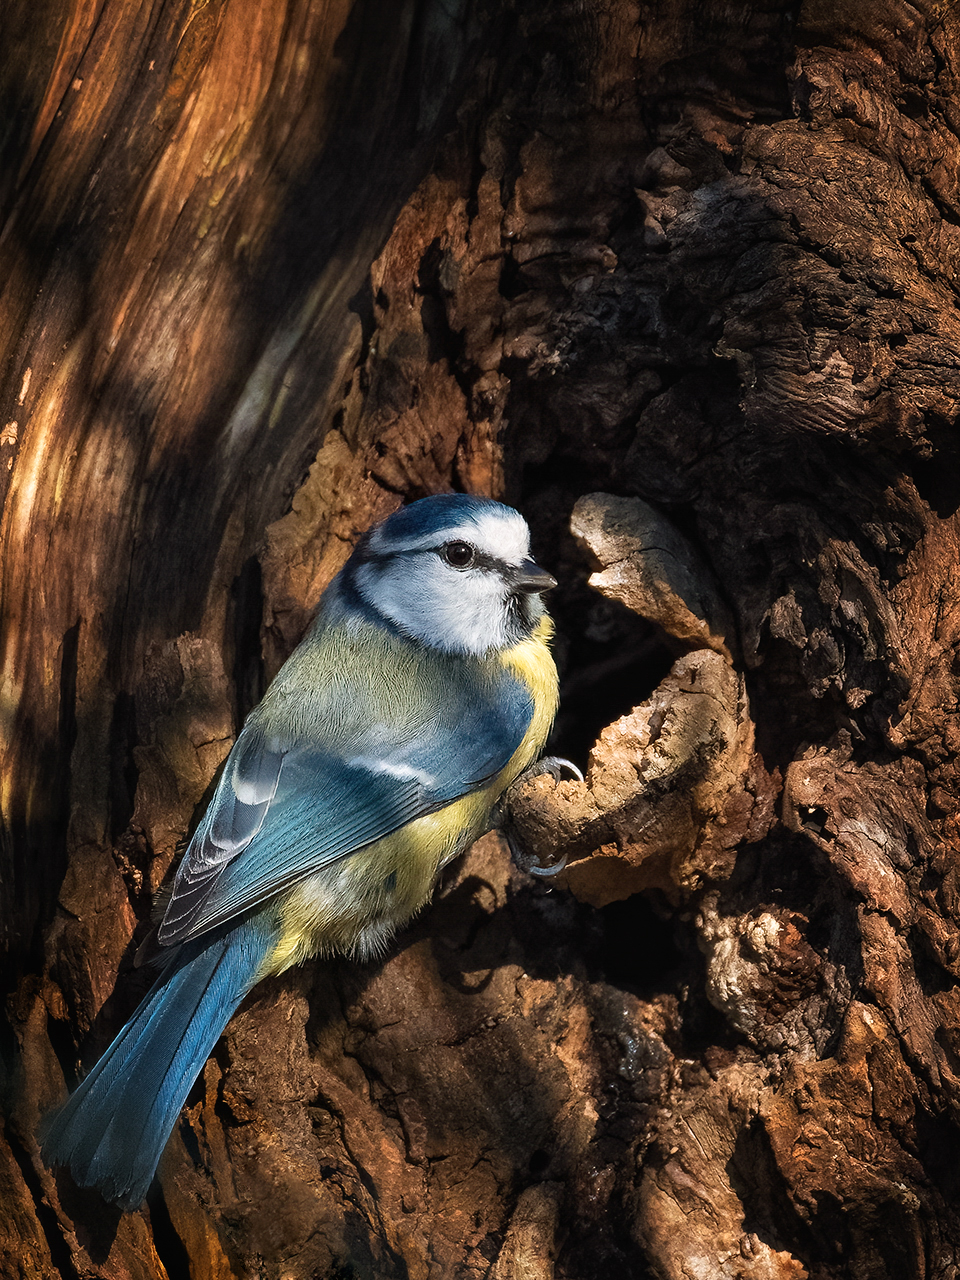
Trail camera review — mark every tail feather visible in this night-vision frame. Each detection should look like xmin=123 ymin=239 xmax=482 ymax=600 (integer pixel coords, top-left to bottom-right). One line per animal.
xmin=41 ymin=917 xmax=274 ymax=1210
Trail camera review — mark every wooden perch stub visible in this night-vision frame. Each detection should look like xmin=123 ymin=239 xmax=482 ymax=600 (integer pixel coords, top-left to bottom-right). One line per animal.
xmin=507 ymin=649 xmax=773 ymax=906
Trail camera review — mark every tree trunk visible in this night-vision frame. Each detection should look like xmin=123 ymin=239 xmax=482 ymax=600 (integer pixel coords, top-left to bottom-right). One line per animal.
xmin=3 ymin=0 xmax=960 ymax=1276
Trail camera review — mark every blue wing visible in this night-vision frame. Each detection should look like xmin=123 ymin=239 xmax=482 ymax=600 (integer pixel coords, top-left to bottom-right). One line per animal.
xmin=158 ymin=636 xmax=533 ymax=947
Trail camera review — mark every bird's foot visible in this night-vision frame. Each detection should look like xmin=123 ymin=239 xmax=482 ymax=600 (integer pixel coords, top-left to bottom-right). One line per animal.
xmin=518 ymin=755 xmax=585 ymax=786
xmin=507 ymin=830 xmax=568 ymax=878
xmin=500 ymin=756 xmax=584 ymax=878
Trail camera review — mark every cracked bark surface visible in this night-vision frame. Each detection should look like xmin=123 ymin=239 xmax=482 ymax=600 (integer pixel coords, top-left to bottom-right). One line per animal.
xmin=3 ymin=0 xmax=960 ymax=1277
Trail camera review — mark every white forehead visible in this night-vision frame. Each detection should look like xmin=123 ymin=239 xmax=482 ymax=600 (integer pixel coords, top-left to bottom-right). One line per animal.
xmin=459 ymin=508 xmax=531 ymax=562
xmin=371 ymin=506 xmax=531 ymax=564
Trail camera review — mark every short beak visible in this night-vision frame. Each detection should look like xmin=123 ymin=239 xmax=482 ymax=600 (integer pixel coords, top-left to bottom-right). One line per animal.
xmin=509 ymin=558 xmax=557 ymax=595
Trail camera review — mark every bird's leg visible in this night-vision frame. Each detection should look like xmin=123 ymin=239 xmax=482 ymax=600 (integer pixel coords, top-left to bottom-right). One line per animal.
xmin=494 ymin=756 xmax=584 ymax=878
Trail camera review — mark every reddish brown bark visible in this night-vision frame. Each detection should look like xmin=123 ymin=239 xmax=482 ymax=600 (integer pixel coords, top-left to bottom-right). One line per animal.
xmin=4 ymin=0 xmax=960 ymax=1277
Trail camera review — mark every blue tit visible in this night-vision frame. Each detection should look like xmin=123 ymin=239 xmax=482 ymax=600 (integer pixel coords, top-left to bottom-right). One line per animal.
xmin=40 ymin=493 xmax=559 ymax=1210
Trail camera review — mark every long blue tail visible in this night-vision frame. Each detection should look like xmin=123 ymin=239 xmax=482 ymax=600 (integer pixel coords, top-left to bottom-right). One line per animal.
xmin=41 ymin=917 xmax=275 ymax=1210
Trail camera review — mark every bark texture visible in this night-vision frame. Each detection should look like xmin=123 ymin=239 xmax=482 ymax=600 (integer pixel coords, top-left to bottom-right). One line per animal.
xmin=3 ymin=0 xmax=960 ymax=1277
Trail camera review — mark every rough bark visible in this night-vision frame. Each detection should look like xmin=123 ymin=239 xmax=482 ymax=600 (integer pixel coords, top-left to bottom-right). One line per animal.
xmin=3 ymin=0 xmax=960 ymax=1277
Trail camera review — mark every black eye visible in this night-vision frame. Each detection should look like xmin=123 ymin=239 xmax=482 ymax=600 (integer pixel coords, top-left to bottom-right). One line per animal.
xmin=441 ymin=540 xmax=476 ymax=569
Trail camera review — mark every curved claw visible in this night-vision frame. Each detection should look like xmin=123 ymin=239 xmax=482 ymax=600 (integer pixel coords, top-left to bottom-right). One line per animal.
xmin=506 ymin=831 xmax=569 ymax=878
xmin=520 ymin=755 xmax=585 ymax=785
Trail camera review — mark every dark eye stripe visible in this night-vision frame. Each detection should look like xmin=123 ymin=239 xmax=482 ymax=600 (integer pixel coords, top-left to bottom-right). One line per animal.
xmin=472 ymin=549 xmax=511 ymax=574
xmin=355 ymin=539 xmax=515 ymax=578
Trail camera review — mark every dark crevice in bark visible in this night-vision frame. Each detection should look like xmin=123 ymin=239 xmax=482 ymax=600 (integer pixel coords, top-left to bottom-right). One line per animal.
xmin=229 ymin=555 xmax=267 ymax=728
xmin=144 ymin=1188 xmax=193 ymax=1280
xmin=7 ymin=1123 xmax=82 ymax=1280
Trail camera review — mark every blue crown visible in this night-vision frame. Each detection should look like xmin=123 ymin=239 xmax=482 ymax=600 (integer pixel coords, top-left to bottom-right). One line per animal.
xmin=377 ymin=494 xmax=508 ymax=543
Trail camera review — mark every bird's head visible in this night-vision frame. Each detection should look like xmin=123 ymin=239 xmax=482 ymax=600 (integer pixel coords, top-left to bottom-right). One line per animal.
xmin=348 ymin=494 xmax=556 ymax=657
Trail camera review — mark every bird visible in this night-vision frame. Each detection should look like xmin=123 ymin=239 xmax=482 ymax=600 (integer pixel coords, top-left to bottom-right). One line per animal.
xmin=40 ymin=493 xmax=560 ymax=1210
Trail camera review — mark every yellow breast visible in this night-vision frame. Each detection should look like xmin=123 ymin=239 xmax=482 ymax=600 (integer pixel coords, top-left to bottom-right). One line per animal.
xmin=264 ymin=614 xmax=559 ymax=974
xmin=497 ymin=614 xmax=559 ymax=784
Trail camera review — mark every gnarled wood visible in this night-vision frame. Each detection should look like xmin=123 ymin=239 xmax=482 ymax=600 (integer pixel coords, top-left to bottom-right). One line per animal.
xmin=4 ymin=1 xmax=960 ymax=1277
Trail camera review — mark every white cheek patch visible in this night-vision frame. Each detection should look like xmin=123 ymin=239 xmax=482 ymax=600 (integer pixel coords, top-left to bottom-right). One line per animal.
xmin=432 ymin=568 xmax=511 ymax=653
xmin=356 ymin=555 xmax=512 ymax=656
